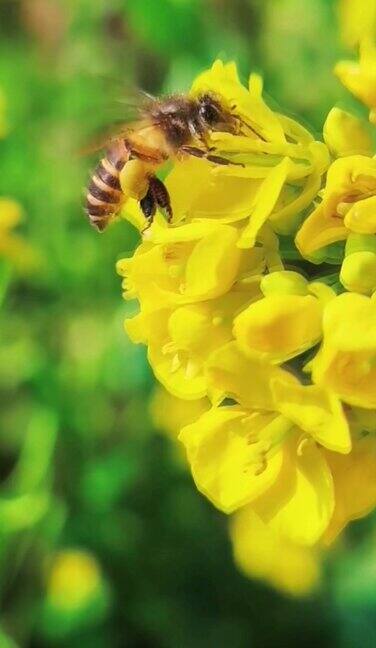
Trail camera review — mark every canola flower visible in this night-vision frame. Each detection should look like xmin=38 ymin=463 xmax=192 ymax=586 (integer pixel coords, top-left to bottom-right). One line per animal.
xmin=0 ymin=90 xmax=37 ymax=275
xmin=0 ymin=198 xmax=38 ymax=273
xmin=338 ymin=0 xmax=376 ymax=49
xmin=118 ymin=58 xmax=376 ymax=595
xmin=46 ymin=549 xmax=104 ymax=612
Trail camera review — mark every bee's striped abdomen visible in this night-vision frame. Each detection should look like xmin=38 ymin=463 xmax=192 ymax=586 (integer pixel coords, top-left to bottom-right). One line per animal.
xmin=85 ymin=140 xmax=130 ymax=232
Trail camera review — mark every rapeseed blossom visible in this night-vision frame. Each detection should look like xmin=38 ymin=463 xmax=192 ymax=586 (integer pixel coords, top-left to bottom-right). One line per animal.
xmin=0 ymin=92 xmax=37 ymax=273
xmin=338 ymin=0 xmax=376 ymax=48
xmin=118 ymin=56 xmax=376 ymax=594
xmin=0 ymin=198 xmax=37 ymax=272
xmin=335 ymin=39 xmax=376 ymax=124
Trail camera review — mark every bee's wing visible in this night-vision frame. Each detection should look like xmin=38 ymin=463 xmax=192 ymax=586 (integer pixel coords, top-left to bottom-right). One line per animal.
xmin=78 ymin=122 xmax=135 ymax=157
xmin=78 ymin=115 xmax=160 ymax=157
xmin=78 ymin=74 xmax=156 ymax=155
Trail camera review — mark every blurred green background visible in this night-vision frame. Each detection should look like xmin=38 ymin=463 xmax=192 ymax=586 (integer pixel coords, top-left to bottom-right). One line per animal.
xmin=0 ymin=0 xmax=375 ymax=646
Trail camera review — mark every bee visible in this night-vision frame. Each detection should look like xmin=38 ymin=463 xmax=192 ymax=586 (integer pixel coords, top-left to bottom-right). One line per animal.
xmin=85 ymin=92 xmax=242 ymax=232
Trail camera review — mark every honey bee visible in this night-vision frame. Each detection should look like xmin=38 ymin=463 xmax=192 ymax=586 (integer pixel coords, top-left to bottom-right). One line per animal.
xmin=85 ymin=93 xmax=242 ymax=231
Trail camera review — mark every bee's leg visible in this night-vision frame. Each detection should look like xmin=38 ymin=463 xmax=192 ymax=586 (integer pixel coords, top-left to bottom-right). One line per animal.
xmin=140 ymin=187 xmax=156 ymax=231
xmin=149 ymin=176 xmax=173 ymax=222
xmin=180 ymin=145 xmax=244 ymax=167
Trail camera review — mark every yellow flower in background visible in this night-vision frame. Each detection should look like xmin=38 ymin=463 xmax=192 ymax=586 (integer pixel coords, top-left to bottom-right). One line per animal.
xmin=0 ymin=93 xmax=37 ymax=275
xmin=0 ymin=199 xmax=38 ymax=272
xmin=323 ymin=107 xmax=373 ymax=158
xmin=311 ymin=292 xmax=376 ymax=409
xmin=296 ymin=155 xmax=376 ymax=257
xmin=46 ymin=550 xmax=104 ymax=612
xmin=338 ymin=0 xmax=376 ymax=48
xmin=335 ymin=39 xmax=376 ymax=123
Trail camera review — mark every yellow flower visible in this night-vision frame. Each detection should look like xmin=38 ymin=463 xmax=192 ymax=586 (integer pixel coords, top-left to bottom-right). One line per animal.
xmin=118 ymin=221 xmax=243 ymax=308
xmin=46 ymin=550 xmax=103 ymax=612
xmin=323 ymin=107 xmax=373 ymax=158
xmin=233 ymin=270 xmax=334 ymax=364
xmin=296 ymin=155 xmax=376 ymax=257
xmin=230 ymin=507 xmax=321 ymax=596
xmin=340 ymin=233 xmax=376 ymax=294
xmin=338 ymin=0 xmax=376 ymax=48
xmin=0 ymin=198 xmax=38 ymax=272
xmin=335 ymin=38 xmax=376 ymax=123
xmin=179 ymin=341 xmax=350 ymax=545
xmin=311 ymin=292 xmax=376 ymax=409
xmin=117 ymin=221 xmax=265 ymax=399
xmin=323 ymin=434 xmax=376 ymax=544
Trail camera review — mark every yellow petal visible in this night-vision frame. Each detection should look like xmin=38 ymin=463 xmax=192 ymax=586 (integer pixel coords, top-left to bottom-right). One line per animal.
xmin=248 ymin=73 xmax=263 ymax=97
xmin=340 ymin=251 xmax=376 ymax=294
xmin=307 ymin=281 xmax=337 ymax=305
xmin=179 ymin=406 xmax=284 ymax=513
xmin=271 ymin=378 xmax=351 ymax=454
xmin=335 ymin=40 xmax=376 ymax=110
xmin=142 ymin=225 xmax=242 ymax=306
xmin=145 ymin=218 xmax=220 ymax=244
xmin=276 ymin=114 xmax=314 ymax=147
xmin=238 ymin=158 xmax=291 ymax=248
xmin=295 ymin=203 xmax=348 ymax=256
xmin=206 ymin=341 xmax=295 ymax=410
xmin=128 ymin=308 xmax=208 ymax=400
xmin=324 ymin=436 xmax=376 ymax=544
xmin=311 ymin=293 xmax=376 ymax=409
xmin=117 ymin=244 xmax=183 ymax=310
xmin=344 ymin=195 xmax=376 ymax=233
xmin=0 ymin=199 xmax=22 ymax=230
xmin=166 ymin=156 xmax=263 ymax=222
xmin=190 ymin=59 xmax=285 ymax=143
xmin=124 ymin=312 xmax=149 ymax=344
xmin=230 ymin=507 xmax=321 ymax=596
xmin=323 ymin=107 xmax=372 ymax=157
xmin=168 ymin=302 xmax=232 ymax=358
xmin=234 ymin=294 xmax=323 ymax=363
xmin=270 ymin=173 xmax=322 ymax=236
xmin=183 ymin=225 xmax=241 ymax=300
xmin=149 ymin=342 xmax=207 ymax=400
xmin=261 ymin=271 xmax=308 ymax=297
xmin=254 ymin=439 xmax=334 ymax=545
xmin=338 ymin=0 xmax=376 ymax=48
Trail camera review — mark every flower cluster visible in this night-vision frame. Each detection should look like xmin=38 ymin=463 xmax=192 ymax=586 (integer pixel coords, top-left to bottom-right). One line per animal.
xmin=118 ymin=57 xmax=376 ymax=594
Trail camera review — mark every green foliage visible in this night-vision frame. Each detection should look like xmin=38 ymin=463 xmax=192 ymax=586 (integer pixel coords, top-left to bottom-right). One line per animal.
xmin=0 ymin=0 xmax=374 ymax=646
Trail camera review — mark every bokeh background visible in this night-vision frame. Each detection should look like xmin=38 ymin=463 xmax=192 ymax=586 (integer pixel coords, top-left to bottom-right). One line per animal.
xmin=0 ymin=0 xmax=375 ymax=646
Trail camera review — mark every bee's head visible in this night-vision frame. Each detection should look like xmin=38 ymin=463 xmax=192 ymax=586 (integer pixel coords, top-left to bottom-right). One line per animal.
xmin=196 ymin=94 xmax=239 ymax=135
